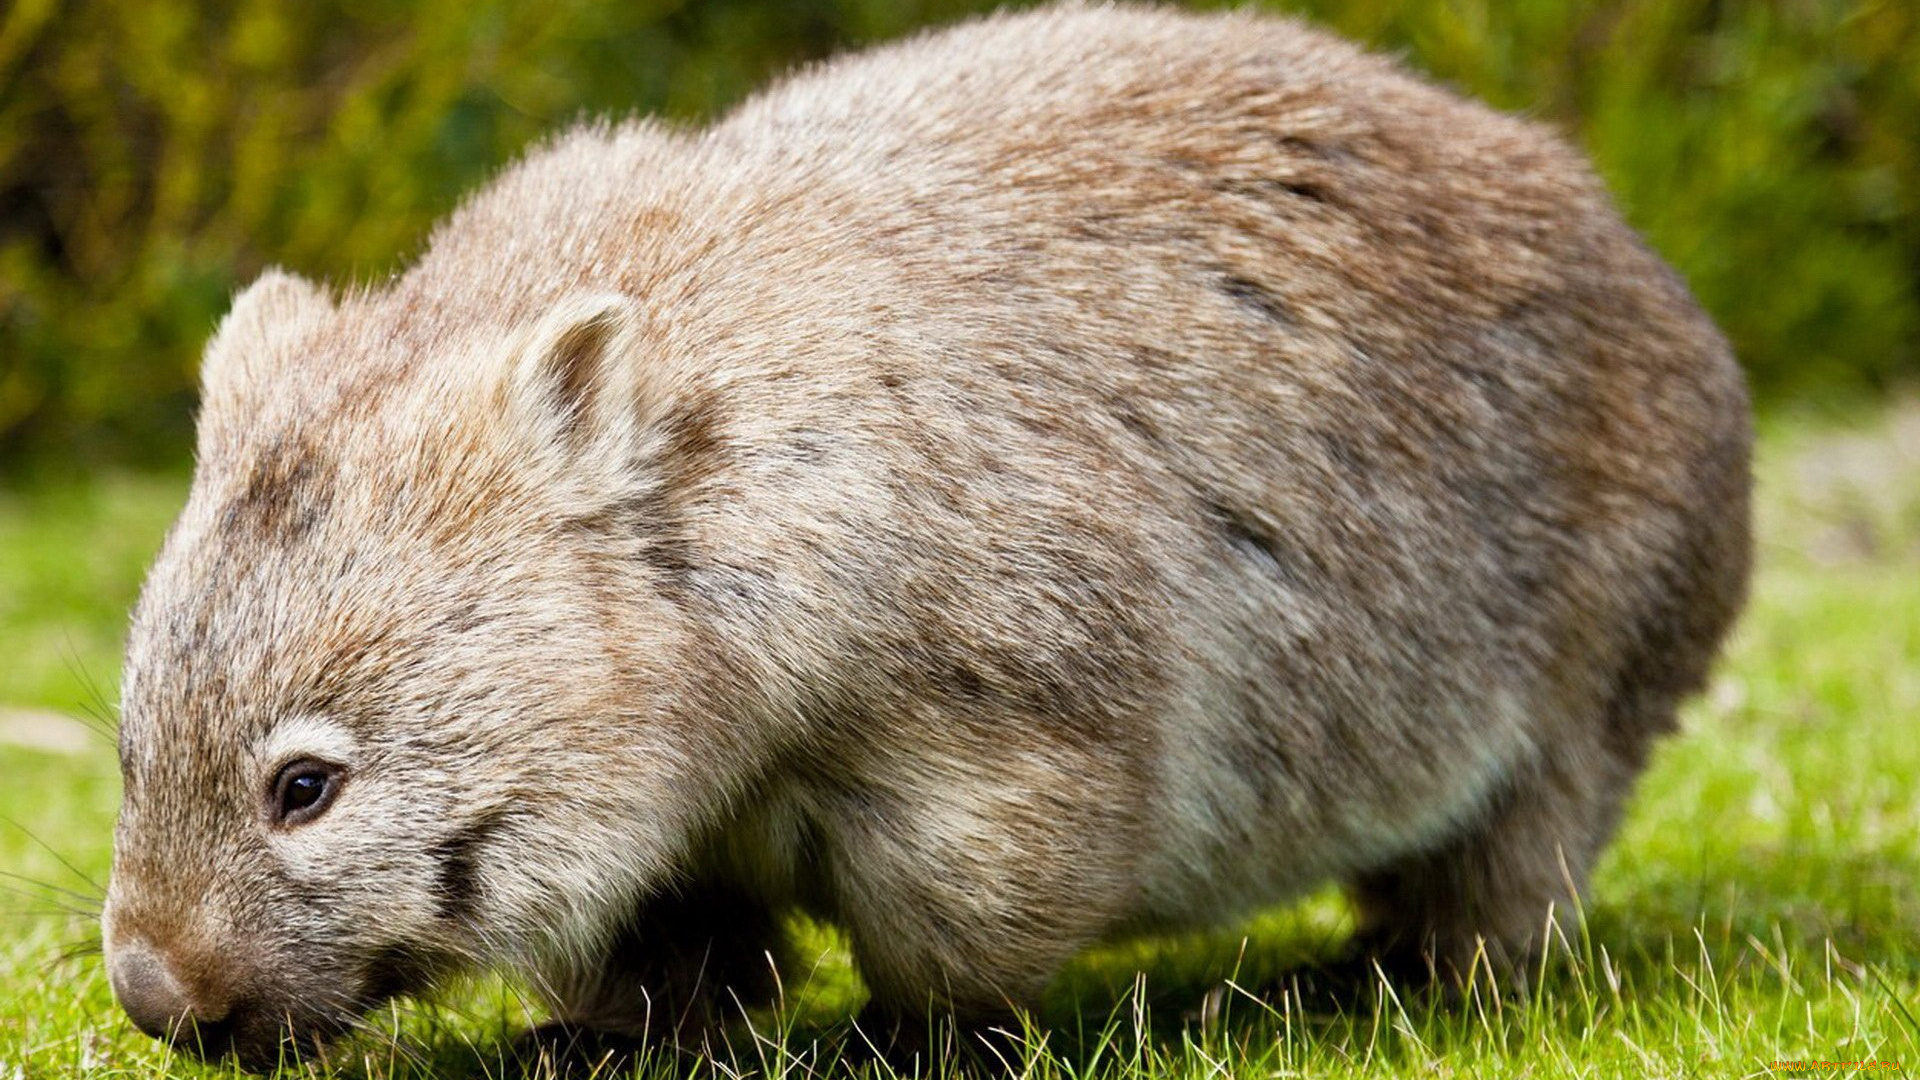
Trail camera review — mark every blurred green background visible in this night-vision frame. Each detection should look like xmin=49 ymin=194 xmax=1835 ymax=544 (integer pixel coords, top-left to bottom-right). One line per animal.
xmin=1 ymin=0 xmax=1918 ymax=472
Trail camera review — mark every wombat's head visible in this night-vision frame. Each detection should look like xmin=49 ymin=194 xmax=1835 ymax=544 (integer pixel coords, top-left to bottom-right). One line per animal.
xmin=103 ymin=271 xmax=699 ymax=1069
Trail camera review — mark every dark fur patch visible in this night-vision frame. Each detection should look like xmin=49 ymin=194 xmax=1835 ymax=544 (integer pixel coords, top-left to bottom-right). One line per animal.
xmin=1108 ymin=401 xmax=1169 ymax=453
xmin=784 ymin=431 xmax=829 ymax=463
xmin=359 ymin=943 xmax=430 ymax=1006
xmin=618 ymin=393 xmax=733 ymax=598
xmin=1314 ymin=429 xmax=1370 ymax=484
xmin=941 ymin=541 xmax=1161 ymax=754
xmin=221 ymin=437 xmax=329 ymax=542
xmin=1269 ymin=178 xmax=1329 ymax=203
xmin=567 ymin=395 xmax=736 ymax=599
xmin=924 ymin=657 xmax=989 ymax=703
xmin=1202 ymin=497 xmax=1304 ymax=590
xmin=437 ymin=598 xmax=486 ymax=635
xmin=1221 ymin=274 xmax=1296 ymax=327
xmin=616 ymin=486 xmax=701 ymax=595
xmin=429 ymin=807 xmax=513 ymax=922
xmin=1015 ymin=413 xmax=1063 ymax=437
xmin=581 ymin=882 xmax=788 ymax=1031
xmin=1208 ymin=175 xmax=1335 ymax=212
xmin=657 ymin=396 xmax=727 ymax=488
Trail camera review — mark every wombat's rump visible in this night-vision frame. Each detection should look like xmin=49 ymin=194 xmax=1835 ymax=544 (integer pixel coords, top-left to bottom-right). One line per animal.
xmin=103 ymin=2 xmax=1749 ymax=1069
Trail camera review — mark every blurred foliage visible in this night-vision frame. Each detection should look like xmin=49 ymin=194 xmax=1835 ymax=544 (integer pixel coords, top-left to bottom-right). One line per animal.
xmin=1 ymin=0 xmax=1916 ymax=467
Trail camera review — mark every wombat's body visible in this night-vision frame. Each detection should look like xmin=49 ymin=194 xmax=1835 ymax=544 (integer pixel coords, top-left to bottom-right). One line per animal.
xmin=105 ymin=3 xmax=1749 ymax=1068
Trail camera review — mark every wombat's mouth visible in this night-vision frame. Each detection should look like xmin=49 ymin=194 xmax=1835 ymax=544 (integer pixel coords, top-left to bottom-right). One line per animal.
xmin=153 ymin=1001 xmax=355 ymax=1073
xmin=171 ymin=982 xmax=424 ymax=1073
xmin=115 ymin=945 xmax=440 ymax=1073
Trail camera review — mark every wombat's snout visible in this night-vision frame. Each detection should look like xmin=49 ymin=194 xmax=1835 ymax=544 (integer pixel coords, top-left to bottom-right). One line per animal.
xmin=106 ymin=926 xmax=361 ymax=1071
xmin=108 ymin=940 xmax=237 ymax=1056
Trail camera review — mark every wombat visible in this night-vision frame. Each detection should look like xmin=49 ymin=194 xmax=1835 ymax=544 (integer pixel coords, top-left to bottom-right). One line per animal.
xmin=102 ymin=1 xmax=1750 ymax=1070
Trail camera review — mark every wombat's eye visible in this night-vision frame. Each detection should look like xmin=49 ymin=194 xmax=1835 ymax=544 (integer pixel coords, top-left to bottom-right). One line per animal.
xmin=270 ymin=759 xmax=343 ymax=826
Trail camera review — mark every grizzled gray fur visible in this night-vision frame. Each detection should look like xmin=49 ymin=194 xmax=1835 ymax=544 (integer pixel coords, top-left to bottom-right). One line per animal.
xmin=103 ymin=2 xmax=1750 ymax=1069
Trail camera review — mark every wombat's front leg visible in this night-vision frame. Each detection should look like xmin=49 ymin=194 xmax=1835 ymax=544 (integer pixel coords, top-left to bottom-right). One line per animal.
xmin=527 ymin=882 xmax=788 ymax=1058
xmin=816 ymin=754 xmax=1140 ymax=1068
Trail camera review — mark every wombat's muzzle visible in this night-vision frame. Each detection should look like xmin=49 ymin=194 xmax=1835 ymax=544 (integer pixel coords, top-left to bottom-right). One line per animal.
xmin=109 ymin=939 xmax=230 ymax=1045
xmin=108 ymin=938 xmax=304 ymax=1070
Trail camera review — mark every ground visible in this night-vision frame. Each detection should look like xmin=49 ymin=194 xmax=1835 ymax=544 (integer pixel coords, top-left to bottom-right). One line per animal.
xmin=0 ymin=400 xmax=1915 ymax=1079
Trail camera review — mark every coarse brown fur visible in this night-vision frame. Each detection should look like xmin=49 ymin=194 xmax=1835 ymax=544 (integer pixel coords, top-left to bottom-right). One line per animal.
xmin=103 ymin=2 xmax=1750 ymax=1070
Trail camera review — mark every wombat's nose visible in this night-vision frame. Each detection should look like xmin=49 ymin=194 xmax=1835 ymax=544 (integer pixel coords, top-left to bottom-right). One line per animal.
xmin=109 ymin=940 xmax=230 ymax=1048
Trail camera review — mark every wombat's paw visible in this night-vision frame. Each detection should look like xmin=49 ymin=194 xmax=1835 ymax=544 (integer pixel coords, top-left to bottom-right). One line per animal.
xmin=841 ymin=1006 xmax=1035 ymax=1077
xmin=1329 ymin=925 xmax=1531 ymax=1001
xmin=509 ymin=1022 xmax=658 ymax=1078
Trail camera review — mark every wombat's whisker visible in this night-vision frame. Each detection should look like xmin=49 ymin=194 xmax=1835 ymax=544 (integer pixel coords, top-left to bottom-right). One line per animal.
xmin=67 ymin=701 xmax=120 ymax=744
xmin=0 ymin=816 xmax=106 ymax=897
xmin=1 ymin=906 xmax=98 ymax=924
xmin=40 ymin=936 xmax=106 ymax=978
xmin=0 ymin=872 xmax=103 ymax=913
xmin=53 ymin=935 xmax=104 ymax=958
xmin=57 ymin=637 xmax=122 ymax=742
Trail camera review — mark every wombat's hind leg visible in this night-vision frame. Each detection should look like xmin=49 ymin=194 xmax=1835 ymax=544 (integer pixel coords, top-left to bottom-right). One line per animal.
xmin=530 ymin=883 xmax=789 ymax=1054
xmin=1344 ymin=739 xmax=1644 ymax=988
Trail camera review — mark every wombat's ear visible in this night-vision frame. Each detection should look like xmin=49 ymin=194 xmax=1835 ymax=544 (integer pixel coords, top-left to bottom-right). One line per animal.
xmin=505 ymin=293 xmax=644 ymax=465
xmin=199 ymin=269 xmax=334 ymax=406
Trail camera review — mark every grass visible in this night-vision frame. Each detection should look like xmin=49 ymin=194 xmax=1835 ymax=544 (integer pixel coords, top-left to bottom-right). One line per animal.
xmin=1 ymin=400 xmax=1917 ymax=1079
